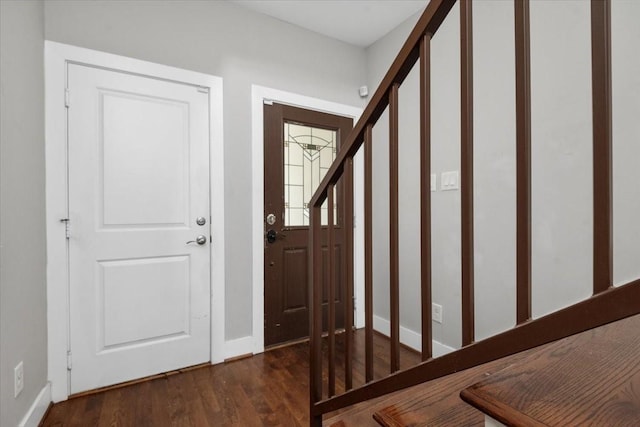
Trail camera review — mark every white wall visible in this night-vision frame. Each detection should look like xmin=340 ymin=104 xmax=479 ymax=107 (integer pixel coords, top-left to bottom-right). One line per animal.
xmin=365 ymin=0 xmax=640 ymax=350
xmin=0 ymin=1 xmax=49 ymax=425
xmin=43 ymin=0 xmax=368 ymax=341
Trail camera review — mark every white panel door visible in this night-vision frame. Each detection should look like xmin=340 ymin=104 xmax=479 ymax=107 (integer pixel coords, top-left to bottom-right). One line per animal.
xmin=67 ymin=63 xmax=211 ymax=394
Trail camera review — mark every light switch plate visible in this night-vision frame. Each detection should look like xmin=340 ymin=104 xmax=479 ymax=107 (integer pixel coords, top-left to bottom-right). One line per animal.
xmin=432 ymin=303 xmax=443 ymax=323
xmin=441 ymin=171 xmax=459 ymax=191
xmin=14 ymin=361 xmax=24 ymax=398
xmin=430 ymin=174 xmax=436 ymax=192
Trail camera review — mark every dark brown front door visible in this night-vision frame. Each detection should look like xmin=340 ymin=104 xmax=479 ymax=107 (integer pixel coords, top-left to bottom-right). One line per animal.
xmin=264 ymin=103 xmax=353 ymax=347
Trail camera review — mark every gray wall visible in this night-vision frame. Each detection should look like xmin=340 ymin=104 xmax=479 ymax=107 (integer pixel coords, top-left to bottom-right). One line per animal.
xmin=0 ymin=1 xmax=48 ymax=425
xmin=366 ymin=0 xmax=640 ymax=349
xmin=611 ymin=0 xmax=640 ymax=287
xmin=44 ymin=0 xmax=368 ymax=341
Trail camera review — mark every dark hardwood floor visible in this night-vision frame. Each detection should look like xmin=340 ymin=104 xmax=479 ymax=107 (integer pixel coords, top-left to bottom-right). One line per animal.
xmin=42 ymin=330 xmax=421 ymax=426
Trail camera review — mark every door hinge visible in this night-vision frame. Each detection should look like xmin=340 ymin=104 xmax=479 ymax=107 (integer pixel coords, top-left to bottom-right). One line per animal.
xmin=197 ymin=86 xmax=209 ymax=94
xmin=60 ymin=218 xmax=70 ymax=239
xmin=263 ymin=99 xmax=273 ymax=106
xmin=67 ymin=352 xmax=72 ymax=371
xmin=64 ymin=88 xmax=70 ymax=108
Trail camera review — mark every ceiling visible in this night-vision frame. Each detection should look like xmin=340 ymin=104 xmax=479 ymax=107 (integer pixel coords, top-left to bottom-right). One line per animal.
xmin=228 ymin=0 xmax=428 ymax=48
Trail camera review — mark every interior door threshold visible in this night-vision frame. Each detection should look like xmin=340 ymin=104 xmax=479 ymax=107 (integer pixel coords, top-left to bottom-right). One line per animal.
xmin=265 ymin=328 xmax=350 ymax=351
xmin=68 ymin=362 xmax=211 ymax=399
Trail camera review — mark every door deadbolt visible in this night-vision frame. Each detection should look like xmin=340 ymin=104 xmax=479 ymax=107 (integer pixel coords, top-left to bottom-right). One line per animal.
xmin=266 ymin=213 xmax=276 ymax=226
xmin=196 ymin=216 xmax=207 ymax=226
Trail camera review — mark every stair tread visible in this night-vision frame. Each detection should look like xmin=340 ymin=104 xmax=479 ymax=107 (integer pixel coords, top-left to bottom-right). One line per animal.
xmin=324 ymin=383 xmax=421 ymax=427
xmin=327 ymin=313 xmax=640 ymax=427
xmin=325 ymin=340 xmax=548 ymax=426
xmin=371 ymin=344 xmax=547 ymax=427
xmin=460 ymin=313 xmax=640 ymax=426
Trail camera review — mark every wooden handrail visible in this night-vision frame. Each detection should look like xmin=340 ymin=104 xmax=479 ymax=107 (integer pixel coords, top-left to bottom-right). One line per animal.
xmin=308 ymin=0 xmax=456 ymax=209
xmin=309 ymin=0 xmax=635 ymax=425
xmin=310 ymin=4 xmax=458 ymax=424
xmin=313 ymin=279 xmax=640 ymax=415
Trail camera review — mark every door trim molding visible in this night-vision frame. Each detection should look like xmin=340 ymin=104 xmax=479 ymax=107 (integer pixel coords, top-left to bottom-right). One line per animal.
xmin=45 ymin=41 xmax=225 ymax=402
xmin=251 ymin=85 xmax=364 ymax=354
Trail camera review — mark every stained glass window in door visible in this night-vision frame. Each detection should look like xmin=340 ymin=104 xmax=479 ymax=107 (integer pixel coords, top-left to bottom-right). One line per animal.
xmin=284 ymin=122 xmax=338 ymax=226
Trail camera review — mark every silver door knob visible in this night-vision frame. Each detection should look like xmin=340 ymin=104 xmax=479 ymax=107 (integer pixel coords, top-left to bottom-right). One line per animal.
xmin=187 ymin=235 xmax=207 ymax=245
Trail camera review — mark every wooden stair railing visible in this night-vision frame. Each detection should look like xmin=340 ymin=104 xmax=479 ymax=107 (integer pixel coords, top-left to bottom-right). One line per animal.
xmin=308 ymin=0 xmax=639 ymax=426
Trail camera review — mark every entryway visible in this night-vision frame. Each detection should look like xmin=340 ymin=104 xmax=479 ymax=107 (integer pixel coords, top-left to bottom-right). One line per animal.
xmin=263 ymin=103 xmax=353 ymax=347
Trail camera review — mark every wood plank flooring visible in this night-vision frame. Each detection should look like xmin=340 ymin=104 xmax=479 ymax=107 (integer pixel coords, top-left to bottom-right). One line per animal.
xmin=42 ymin=330 xmax=421 ymax=426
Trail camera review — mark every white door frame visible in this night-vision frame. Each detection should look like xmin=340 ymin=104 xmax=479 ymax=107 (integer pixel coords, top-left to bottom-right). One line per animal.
xmin=251 ymin=85 xmax=365 ymax=354
xmin=45 ymin=41 xmax=225 ymax=402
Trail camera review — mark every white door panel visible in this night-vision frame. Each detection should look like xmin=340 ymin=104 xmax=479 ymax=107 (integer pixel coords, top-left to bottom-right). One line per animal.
xmin=98 ymin=256 xmax=190 ymax=348
xmin=68 ymin=64 xmax=211 ymax=394
xmin=101 ymin=90 xmax=190 ymax=227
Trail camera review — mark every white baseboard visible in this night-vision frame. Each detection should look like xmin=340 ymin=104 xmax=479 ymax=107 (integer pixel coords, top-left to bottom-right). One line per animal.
xmin=224 ymin=336 xmax=255 ymax=359
xmin=432 ymin=339 xmax=456 ymax=358
xmin=18 ymin=382 xmax=51 ymax=427
xmin=372 ymin=315 xmax=456 ymax=357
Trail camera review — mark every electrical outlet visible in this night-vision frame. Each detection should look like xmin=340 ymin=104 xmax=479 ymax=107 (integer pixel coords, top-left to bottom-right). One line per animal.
xmin=432 ymin=303 xmax=443 ymax=323
xmin=14 ymin=361 xmax=24 ymax=398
